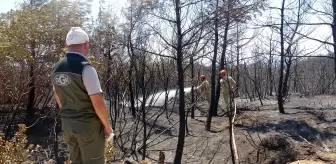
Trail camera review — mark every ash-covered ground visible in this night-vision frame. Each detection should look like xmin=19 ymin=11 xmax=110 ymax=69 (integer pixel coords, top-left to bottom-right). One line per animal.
xmin=23 ymin=94 xmax=336 ymax=164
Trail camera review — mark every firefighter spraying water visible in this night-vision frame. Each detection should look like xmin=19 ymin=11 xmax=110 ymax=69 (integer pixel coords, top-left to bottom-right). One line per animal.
xmin=196 ymin=75 xmax=211 ymax=104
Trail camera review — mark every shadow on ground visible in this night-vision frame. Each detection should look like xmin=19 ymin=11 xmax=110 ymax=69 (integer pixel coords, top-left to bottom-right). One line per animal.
xmin=25 ymin=116 xmax=61 ymax=147
xmin=241 ymin=119 xmax=336 ymax=145
xmin=144 ymin=118 xmax=176 ymax=136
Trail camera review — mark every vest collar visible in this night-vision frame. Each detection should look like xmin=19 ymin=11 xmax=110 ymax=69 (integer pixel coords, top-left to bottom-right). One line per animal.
xmin=66 ymin=51 xmax=89 ymax=61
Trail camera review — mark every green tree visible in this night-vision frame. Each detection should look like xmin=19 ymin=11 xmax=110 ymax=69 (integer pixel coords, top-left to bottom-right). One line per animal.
xmin=0 ymin=0 xmax=92 ymax=118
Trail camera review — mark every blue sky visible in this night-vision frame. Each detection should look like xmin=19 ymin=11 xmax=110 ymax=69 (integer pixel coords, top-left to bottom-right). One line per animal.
xmin=0 ymin=0 xmax=19 ymax=13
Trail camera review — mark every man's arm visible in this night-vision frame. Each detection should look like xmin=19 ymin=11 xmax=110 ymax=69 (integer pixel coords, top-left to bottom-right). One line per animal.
xmin=82 ymin=65 xmax=112 ymax=131
xmin=53 ymin=85 xmax=62 ymax=108
xmin=196 ymin=81 xmax=204 ymax=90
xmin=230 ymin=77 xmax=237 ymax=88
xmin=89 ymin=93 xmax=111 ymax=128
xmin=54 ymin=91 xmax=62 ymax=108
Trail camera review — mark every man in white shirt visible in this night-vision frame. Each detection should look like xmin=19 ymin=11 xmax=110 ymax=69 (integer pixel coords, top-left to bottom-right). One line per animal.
xmin=51 ymin=27 xmax=113 ymax=164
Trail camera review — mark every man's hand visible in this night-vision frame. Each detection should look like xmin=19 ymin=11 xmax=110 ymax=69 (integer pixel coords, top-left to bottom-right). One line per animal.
xmin=104 ymin=126 xmax=113 ymax=136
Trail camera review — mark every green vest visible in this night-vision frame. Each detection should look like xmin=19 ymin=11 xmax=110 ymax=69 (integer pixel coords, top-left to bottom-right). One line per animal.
xmin=51 ymin=52 xmax=101 ymax=133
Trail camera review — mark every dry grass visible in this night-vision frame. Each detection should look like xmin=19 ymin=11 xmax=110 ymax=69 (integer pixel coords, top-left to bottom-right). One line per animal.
xmin=138 ymin=160 xmax=153 ymax=164
xmin=235 ymin=114 xmax=258 ymax=126
xmin=316 ymin=151 xmax=336 ymax=162
xmin=288 ymin=160 xmax=326 ymax=164
xmin=0 ymin=124 xmax=116 ymax=164
xmin=213 ymin=120 xmax=229 ymax=130
xmin=105 ymin=138 xmax=116 ymax=161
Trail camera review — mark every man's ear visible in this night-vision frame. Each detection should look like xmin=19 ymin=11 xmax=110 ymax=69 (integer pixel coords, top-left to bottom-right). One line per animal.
xmin=85 ymin=41 xmax=89 ymax=49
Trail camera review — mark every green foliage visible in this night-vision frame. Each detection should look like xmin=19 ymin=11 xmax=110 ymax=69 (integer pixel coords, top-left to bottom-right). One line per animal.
xmin=0 ymin=0 xmax=94 ymax=104
xmin=0 ymin=0 xmax=92 ymax=62
xmin=88 ymin=55 xmax=102 ymax=68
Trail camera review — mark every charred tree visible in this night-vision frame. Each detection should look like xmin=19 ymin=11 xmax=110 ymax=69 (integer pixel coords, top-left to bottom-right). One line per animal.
xmin=277 ymin=0 xmax=286 ymax=114
xmin=173 ymin=0 xmax=186 ymax=163
xmin=214 ymin=0 xmax=231 ymax=116
xmin=333 ymin=0 xmax=336 ymax=75
xmin=190 ymin=56 xmax=195 ymax=119
xmin=26 ymin=41 xmax=36 ymax=118
xmin=206 ymin=0 xmax=219 ymax=131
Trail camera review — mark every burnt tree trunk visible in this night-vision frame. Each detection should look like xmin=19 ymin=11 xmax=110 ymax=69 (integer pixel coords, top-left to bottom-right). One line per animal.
xmin=53 ymin=113 xmax=61 ymax=163
xmin=214 ymin=0 xmax=231 ymax=116
xmin=105 ymin=48 xmax=112 ymax=96
xmin=206 ymin=0 xmax=219 ymax=131
xmin=254 ymin=62 xmax=263 ymax=106
xmin=128 ymin=54 xmax=136 ymax=118
xmin=127 ymin=4 xmax=137 ymax=118
xmin=173 ymin=0 xmax=186 ymax=163
xmin=277 ymin=0 xmax=286 ymax=114
xmin=244 ymin=63 xmax=253 ymax=101
xmin=293 ymin=59 xmax=298 ymax=93
xmin=26 ymin=41 xmax=36 ymax=118
xmin=282 ymin=0 xmax=301 ymax=98
xmin=332 ymin=0 xmax=336 ymax=75
xmin=190 ymin=56 xmax=195 ymax=119
xmin=282 ymin=56 xmax=293 ymax=98
xmin=268 ymin=31 xmax=274 ymax=96
xmin=141 ymin=57 xmax=147 ymax=160
xmin=235 ymin=24 xmax=240 ymax=97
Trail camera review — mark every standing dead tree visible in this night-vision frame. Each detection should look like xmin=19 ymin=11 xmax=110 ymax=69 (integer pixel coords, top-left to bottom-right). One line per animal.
xmin=277 ymin=0 xmax=286 ymax=114
xmin=123 ymin=0 xmax=211 ymax=163
xmin=333 ymin=0 xmax=336 ymax=75
xmin=268 ymin=0 xmax=316 ymax=113
xmin=206 ymin=0 xmax=266 ymax=131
